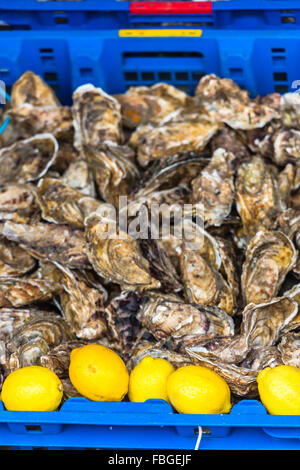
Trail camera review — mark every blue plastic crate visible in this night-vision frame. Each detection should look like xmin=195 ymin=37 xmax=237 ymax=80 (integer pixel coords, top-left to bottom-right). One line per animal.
xmin=0 ymin=28 xmax=299 ymax=104
xmin=0 ymin=399 xmax=300 ymax=450
xmin=1 ymin=1 xmax=300 ymax=31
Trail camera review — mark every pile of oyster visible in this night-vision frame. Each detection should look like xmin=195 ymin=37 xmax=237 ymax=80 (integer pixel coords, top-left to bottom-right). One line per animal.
xmin=1 ymin=71 xmax=300 ymax=403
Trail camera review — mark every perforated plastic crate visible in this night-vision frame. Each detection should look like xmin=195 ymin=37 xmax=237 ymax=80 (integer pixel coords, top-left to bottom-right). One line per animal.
xmin=1 ymin=1 xmax=300 ymax=31
xmin=0 ymin=28 xmax=299 ymax=103
xmin=1 ymin=399 xmax=300 ymax=450
xmin=2 ymin=5 xmax=300 ymax=452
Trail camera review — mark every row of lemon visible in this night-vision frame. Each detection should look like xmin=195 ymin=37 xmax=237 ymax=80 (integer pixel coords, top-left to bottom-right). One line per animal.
xmin=1 ymin=344 xmax=299 ymax=415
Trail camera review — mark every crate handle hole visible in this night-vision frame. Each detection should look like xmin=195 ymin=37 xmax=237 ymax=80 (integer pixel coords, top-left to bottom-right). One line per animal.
xmin=194 ymin=427 xmax=211 ymax=435
xmin=25 ymin=425 xmax=42 ymax=432
xmin=282 ymin=16 xmax=296 ymax=24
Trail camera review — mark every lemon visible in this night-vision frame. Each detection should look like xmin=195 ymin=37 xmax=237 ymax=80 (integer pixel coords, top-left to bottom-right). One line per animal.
xmin=69 ymin=344 xmax=129 ymax=401
xmin=167 ymin=365 xmax=231 ymax=414
xmin=129 ymin=356 xmax=175 ymax=403
xmin=1 ymin=366 xmax=63 ymax=411
xmin=258 ymin=365 xmax=300 ymax=414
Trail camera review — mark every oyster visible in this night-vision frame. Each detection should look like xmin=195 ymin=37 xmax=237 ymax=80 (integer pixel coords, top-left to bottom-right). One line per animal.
xmin=0 ymin=134 xmax=58 ymax=185
xmin=39 ymin=340 xmax=88 ymax=377
xmin=72 ymin=84 xmax=122 ymax=151
xmin=196 ymin=74 xmax=278 ymax=130
xmin=11 ymin=71 xmax=60 ymax=108
xmin=2 ymin=221 xmax=90 ymax=269
xmin=236 ymin=157 xmax=285 ymax=241
xmin=240 ymin=297 xmax=298 ymax=348
xmin=186 ymin=351 xmax=258 ymax=397
xmin=85 ymin=212 xmax=161 ymax=290
xmin=0 ymin=308 xmax=42 ymax=341
xmin=179 ymin=249 xmax=235 ymax=316
xmin=210 ymin=126 xmax=250 ymax=166
xmin=241 ymin=346 xmax=283 ymax=371
xmin=127 ymin=341 xmax=192 ymax=371
xmin=0 ymin=278 xmax=61 ymax=308
xmin=0 ymin=184 xmax=40 ymax=224
xmin=241 ymin=231 xmax=297 ymax=304
xmin=62 ymin=158 xmax=96 ymax=197
xmin=4 ymin=311 xmax=74 ymax=372
xmin=115 ymin=83 xmax=188 ymax=129
xmin=278 ymin=332 xmax=300 ymax=367
xmin=0 ymin=237 xmax=36 ymax=278
xmin=84 ymin=144 xmax=139 ymax=205
xmin=36 ymin=177 xmax=101 ymax=228
xmin=8 ymin=105 xmax=73 ymax=141
xmin=47 ymin=262 xmax=108 ymax=340
xmin=129 ymin=116 xmax=219 ymax=168
xmin=191 ymin=148 xmax=235 ymax=227
xmin=137 ymin=293 xmax=234 ymax=343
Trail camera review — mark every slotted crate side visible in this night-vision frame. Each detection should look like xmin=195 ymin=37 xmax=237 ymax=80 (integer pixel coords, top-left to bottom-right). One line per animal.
xmin=0 ymin=399 xmax=300 ymax=450
xmin=0 ymin=29 xmax=299 ymax=103
xmin=1 ymin=1 xmax=300 ymax=31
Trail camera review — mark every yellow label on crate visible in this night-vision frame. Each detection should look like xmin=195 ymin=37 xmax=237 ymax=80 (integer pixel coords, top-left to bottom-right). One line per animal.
xmin=119 ymin=29 xmax=203 ymax=38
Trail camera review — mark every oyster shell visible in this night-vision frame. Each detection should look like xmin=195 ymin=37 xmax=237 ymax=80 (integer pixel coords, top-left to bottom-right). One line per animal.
xmin=127 ymin=341 xmax=192 ymax=371
xmin=186 ymin=350 xmax=258 ymax=397
xmin=278 ymin=332 xmax=300 ymax=367
xmin=2 ymin=221 xmax=90 ymax=269
xmin=196 ymin=74 xmax=278 ymax=130
xmin=0 ymin=184 xmax=40 ymax=224
xmin=11 ymin=71 xmax=60 ymax=108
xmin=179 ymin=249 xmax=235 ymax=316
xmin=85 ymin=212 xmax=160 ymax=290
xmin=0 ymin=237 xmax=36 ymax=278
xmin=0 ymin=134 xmax=58 ymax=185
xmin=4 ymin=311 xmax=74 ymax=372
xmin=191 ymin=148 xmax=235 ymax=227
xmin=241 ymin=346 xmax=283 ymax=371
xmin=72 ymin=84 xmax=122 ymax=151
xmin=137 ymin=293 xmax=234 ymax=343
xmin=240 ymin=297 xmax=298 ymax=348
xmin=39 ymin=340 xmax=88 ymax=377
xmin=46 ymin=262 xmax=108 ymax=341
xmin=84 ymin=144 xmax=139 ymax=205
xmin=0 ymin=278 xmax=61 ymax=308
xmin=129 ymin=116 xmax=219 ymax=168
xmin=115 ymin=83 xmax=188 ymax=129
xmin=62 ymin=158 xmax=95 ymax=197
xmin=241 ymin=231 xmax=297 ymax=304
xmin=236 ymin=157 xmax=285 ymax=241
xmin=36 ymin=177 xmax=101 ymax=228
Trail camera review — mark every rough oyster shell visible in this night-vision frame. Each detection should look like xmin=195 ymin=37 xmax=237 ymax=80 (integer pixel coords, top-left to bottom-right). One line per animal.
xmin=278 ymin=332 xmax=300 ymax=367
xmin=236 ymin=157 xmax=285 ymax=241
xmin=116 ymin=83 xmax=188 ymax=129
xmin=0 ymin=134 xmax=58 ymax=185
xmin=191 ymin=148 xmax=235 ymax=227
xmin=36 ymin=177 xmax=102 ymax=228
xmin=241 ymin=231 xmax=297 ymax=304
xmin=129 ymin=117 xmax=219 ymax=168
xmin=0 ymin=184 xmax=40 ymax=224
xmin=2 ymin=221 xmax=90 ymax=269
xmin=11 ymin=71 xmax=60 ymax=108
xmin=72 ymin=84 xmax=123 ymax=151
xmin=85 ymin=212 xmax=161 ymax=290
xmin=137 ymin=293 xmax=234 ymax=342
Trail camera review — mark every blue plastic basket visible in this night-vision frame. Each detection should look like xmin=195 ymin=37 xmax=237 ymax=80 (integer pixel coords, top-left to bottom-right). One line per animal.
xmin=1 ymin=399 xmax=300 ymax=450
xmin=1 ymin=1 xmax=300 ymax=31
xmin=0 ymin=28 xmax=299 ymax=103
xmin=1 ymin=8 xmax=300 ymax=451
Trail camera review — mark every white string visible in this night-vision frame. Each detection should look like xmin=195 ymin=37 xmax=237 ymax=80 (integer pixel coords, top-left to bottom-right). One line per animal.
xmin=194 ymin=426 xmax=202 ymax=450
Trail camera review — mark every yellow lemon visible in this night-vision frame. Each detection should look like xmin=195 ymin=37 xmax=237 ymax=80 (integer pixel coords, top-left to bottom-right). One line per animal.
xmin=1 ymin=366 xmax=63 ymax=411
xmin=167 ymin=365 xmax=231 ymax=414
xmin=258 ymin=365 xmax=300 ymax=414
xmin=69 ymin=344 xmax=129 ymax=401
xmin=129 ymin=356 xmax=175 ymax=403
